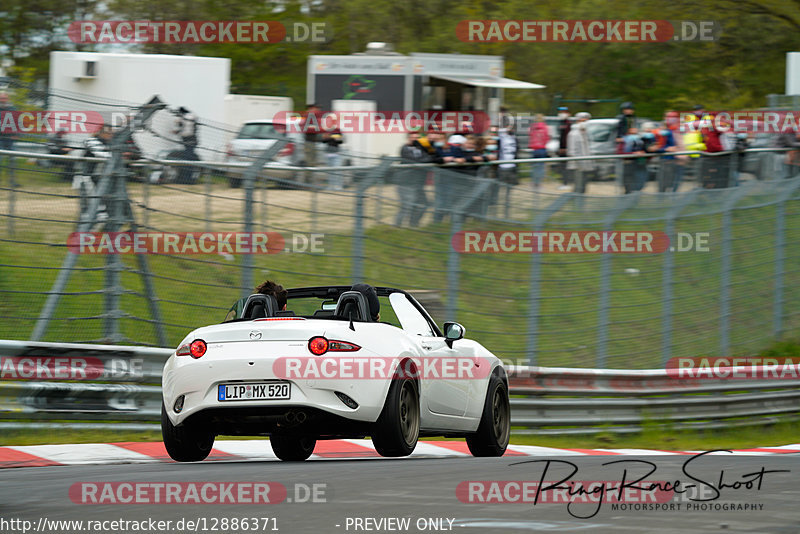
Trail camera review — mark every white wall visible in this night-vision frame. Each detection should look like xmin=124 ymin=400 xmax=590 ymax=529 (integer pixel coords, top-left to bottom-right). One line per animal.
xmin=331 ymin=99 xmax=406 ymax=164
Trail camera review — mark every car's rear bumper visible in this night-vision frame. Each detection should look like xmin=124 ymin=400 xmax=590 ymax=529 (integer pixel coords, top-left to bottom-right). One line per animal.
xmin=162 ymin=353 xmax=390 ymax=429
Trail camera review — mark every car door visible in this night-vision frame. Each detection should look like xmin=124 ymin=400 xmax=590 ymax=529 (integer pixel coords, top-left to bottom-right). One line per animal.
xmin=389 ymin=293 xmax=468 ymax=417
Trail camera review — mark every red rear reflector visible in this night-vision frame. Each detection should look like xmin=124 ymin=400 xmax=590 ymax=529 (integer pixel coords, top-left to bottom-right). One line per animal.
xmin=176 ymin=343 xmax=190 ymax=356
xmin=189 ymin=339 xmax=207 ymax=359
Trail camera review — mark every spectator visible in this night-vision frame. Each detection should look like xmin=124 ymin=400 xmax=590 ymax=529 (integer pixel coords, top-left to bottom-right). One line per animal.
xmin=616 ymin=102 xmax=637 ymax=152
xmin=556 ymin=106 xmax=571 ymax=189
xmin=395 ymin=131 xmax=431 ymax=227
xmin=777 ymin=126 xmax=800 ymax=179
xmin=302 ymin=103 xmax=322 ymax=184
xmin=431 ymin=131 xmax=459 ymax=223
xmin=75 ymin=125 xmax=113 ymax=219
xmin=321 ymin=117 xmax=344 ymax=190
xmin=528 ymin=113 xmax=549 ymax=188
xmin=700 ymin=112 xmax=730 ymax=188
xmin=47 ymin=129 xmax=75 ymax=181
xmin=566 ymin=111 xmax=595 ymax=193
xmin=83 ymin=125 xmax=113 ymax=176
xmin=481 ymin=130 xmax=500 ymax=209
xmin=172 ymin=106 xmax=199 ymax=184
xmin=621 ymin=126 xmax=647 ymax=193
xmin=693 ymin=104 xmax=706 ymax=118
xmin=496 ymin=126 xmax=519 ymax=214
xmin=456 ymin=135 xmax=485 ymax=176
xmin=660 ymin=111 xmax=687 ymax=192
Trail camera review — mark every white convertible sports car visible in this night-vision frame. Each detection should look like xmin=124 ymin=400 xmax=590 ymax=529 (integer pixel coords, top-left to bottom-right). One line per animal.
xmin=161 ymin=285 xmax=510 ymax=461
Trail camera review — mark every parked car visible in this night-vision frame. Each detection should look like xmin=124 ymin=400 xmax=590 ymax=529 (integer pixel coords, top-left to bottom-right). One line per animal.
xmin=225 ymin=120 xmax=303 ymax=187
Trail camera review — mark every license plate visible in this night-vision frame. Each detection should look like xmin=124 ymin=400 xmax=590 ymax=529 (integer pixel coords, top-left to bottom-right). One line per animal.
xmin=218 ymin=382 xmax=290 ymax=401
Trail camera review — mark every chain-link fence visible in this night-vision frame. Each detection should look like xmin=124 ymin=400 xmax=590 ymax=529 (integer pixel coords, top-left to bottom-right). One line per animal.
xmin=1 ymin=88 xmax=800 ymax=369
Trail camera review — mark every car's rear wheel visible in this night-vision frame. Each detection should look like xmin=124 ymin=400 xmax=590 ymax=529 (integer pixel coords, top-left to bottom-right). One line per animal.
xmin=466 ymin=373 xmax=510 ymax=457
xmin=372 ymin=377 xmax=419 ymax=457
xmin=161 ymin=402 xmax=214 ymax=462
xmin=270 ymin=435 xmax=317 ymax=461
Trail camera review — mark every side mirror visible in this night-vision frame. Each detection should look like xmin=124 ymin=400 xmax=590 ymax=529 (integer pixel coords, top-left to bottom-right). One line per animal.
xmin=443 ymin=322 xmax=465 ymax=348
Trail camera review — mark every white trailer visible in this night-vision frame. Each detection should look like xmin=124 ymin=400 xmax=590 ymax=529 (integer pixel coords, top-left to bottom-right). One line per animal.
xmin=224 ymin=94 xmax=293 ymax=128
xmin=787 ymin=52 xmax=800 ymax=95
xmin=49 ymin=51 xmax=231 ymax=159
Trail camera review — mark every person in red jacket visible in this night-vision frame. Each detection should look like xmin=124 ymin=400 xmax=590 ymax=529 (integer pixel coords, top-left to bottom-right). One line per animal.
xmin=700 ymin=112 xmax=730 ymax=188
xmin=528 ymin=113 xmax=549 ymax=188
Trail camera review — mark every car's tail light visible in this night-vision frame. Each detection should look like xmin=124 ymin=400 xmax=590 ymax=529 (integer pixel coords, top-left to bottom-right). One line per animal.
xmin=225 ymin=143 xmax=234 ymax=158
xmin=308 ymin=336 xmax=360 ymax=355
xmin=308 ymin=336 xmax=328 ymax=355
xmin=279 ymin=142 xmax=295 ymax=157
xmin=328 ymin=340 xmax=361 ymax=352
xmin=254 ymin=317 xmax=305 ymax=321
xmin=190 ymin=339 xmax=207 ymax=359
xmin=176 ymin=339 xmax=207 ymax=358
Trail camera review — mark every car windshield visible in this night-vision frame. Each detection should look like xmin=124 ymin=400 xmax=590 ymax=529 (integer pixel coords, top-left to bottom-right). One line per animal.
xmin=237 ymin=123 xmax=284 ymax=139
xmin=586 ymin=122 xmax=615 ymax=142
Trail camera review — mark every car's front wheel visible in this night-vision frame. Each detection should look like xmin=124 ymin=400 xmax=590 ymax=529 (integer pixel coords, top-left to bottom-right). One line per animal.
xmin=270 ymin=435 xmax=317 ymax=461
xmin=466 ymin=373 xmax=510 ymax=457
xmin=161 ymin=402 xmax=214 ymax=462
xmin=372 ymin=377 xmax=419 ymax=457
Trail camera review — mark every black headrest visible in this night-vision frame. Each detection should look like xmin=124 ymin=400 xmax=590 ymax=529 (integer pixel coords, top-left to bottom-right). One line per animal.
xmin=334 ymin=291 xmax=370 ymax=321
xmin=242 ymin=294 xmax=278 ymax=319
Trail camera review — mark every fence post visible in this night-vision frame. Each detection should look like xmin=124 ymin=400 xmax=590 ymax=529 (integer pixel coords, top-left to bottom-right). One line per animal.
xmin=352 ymin=178 xmax=365 ymax=284
xmin=772 ymin=180 xmax=800 ymax=338
xmin=597 ymin=193 xmax=640 ymax=368
xmin=446 ymin=212 xmax=462 ymax=323
xmin=204 ymin=165 xmax=212 ymax=233
xmin=103 ymin=152 xmax=127 ymax=343
xmin=728 ymin=151 xmax=739 ymax=187
xmin=4 ymin=152 xmax=15 ymax=237
xmin=527 ymin=194 xmax=572 ymax=366
xmin=240 ymin=140 xmax=287 ymax=298
xmin=719 ymin=184 xmax=753 ymax=356
xmin=142 ymin=170 xmax=150 ymax=230
xmin=351 ymin=159 xmax=392 ymax=284
xmin=661 ymin=190 xmax=699 ymax=366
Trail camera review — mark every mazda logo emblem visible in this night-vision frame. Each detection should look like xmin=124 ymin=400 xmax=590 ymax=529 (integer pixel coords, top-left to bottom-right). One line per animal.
xmin=249 ymin=331 xmax=262 ymax=339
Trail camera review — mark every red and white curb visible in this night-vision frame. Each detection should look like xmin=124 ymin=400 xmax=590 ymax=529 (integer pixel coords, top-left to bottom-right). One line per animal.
xmin=1 ymin=441 xmax=798 ymax=468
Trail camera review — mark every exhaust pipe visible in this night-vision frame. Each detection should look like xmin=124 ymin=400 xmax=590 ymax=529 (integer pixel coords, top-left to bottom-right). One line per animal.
xmin=283 ymin=410 xmax=307 ymax=425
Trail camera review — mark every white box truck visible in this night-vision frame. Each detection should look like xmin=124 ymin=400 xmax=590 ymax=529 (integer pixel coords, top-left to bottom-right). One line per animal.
xmin=49 ymin=51 xmax=231 ymax=160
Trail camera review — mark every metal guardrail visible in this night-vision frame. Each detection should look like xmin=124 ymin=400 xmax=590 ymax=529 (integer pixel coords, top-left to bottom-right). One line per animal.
xmin=2 ymin=341 xmax=799 ymax=435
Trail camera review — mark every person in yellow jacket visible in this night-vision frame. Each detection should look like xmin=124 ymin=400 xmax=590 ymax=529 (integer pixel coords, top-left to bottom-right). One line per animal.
xmin=683 ymin=113 xmax=706 ymax=157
